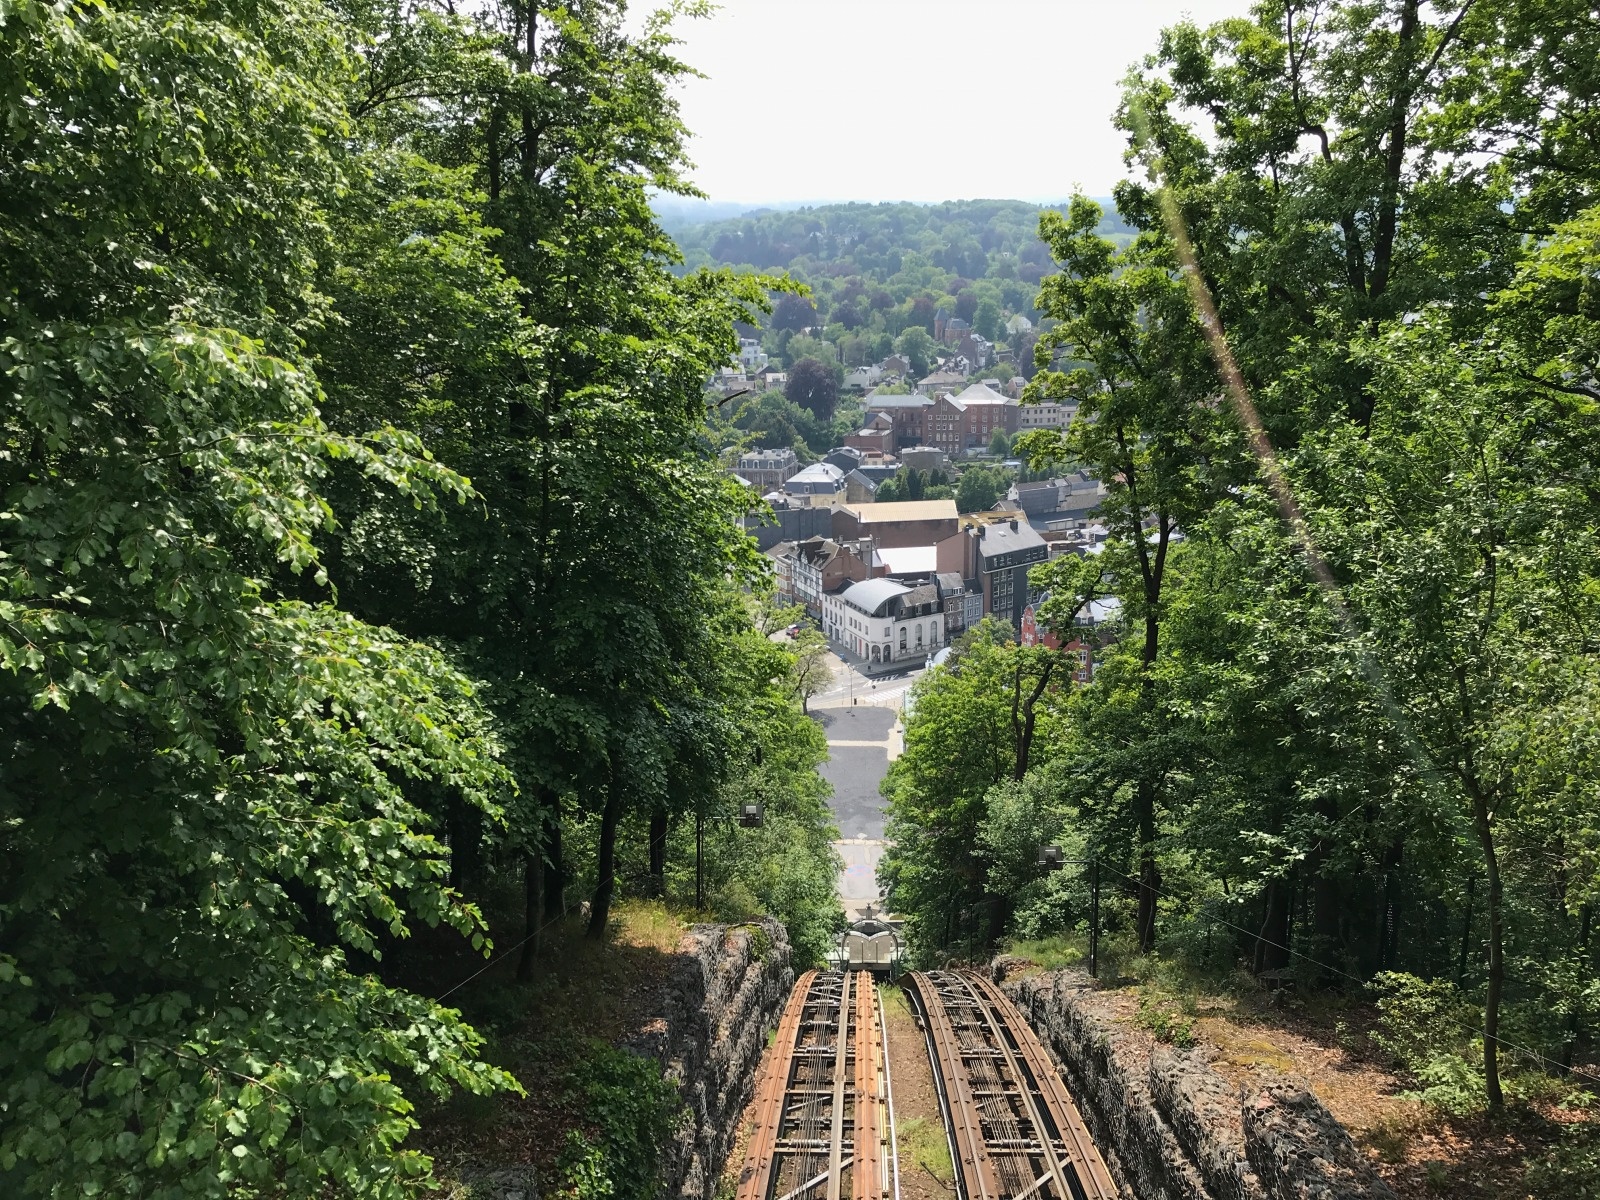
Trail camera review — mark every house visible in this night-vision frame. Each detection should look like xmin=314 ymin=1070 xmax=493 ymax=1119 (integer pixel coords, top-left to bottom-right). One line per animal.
xmin=843 ymin=469 xmax=879 ymax=504
xmin=822 ymin=577 xmax=945 ymax=667
xmin=843 ymin=363 xmax=884 ymax=390
xmin=1006 ymin=470 xmax=1106 ymax=528
xmin=738 ymin=502 xmax=834 ymax=552
xmin=781 ymin=461 xmax=847 ymax=507
xmin=898 ymin=446 xmax=949 ymax=474
xmin=1019 ymin=401 xmax=1074 ymax=431
xmin=845 ymin=412 xmax=895 ymax=456
xmin=759 ymin=367 xmax=787 ymax=390
xmin=957 ymin=332 xmax=992 ymax=369
xmin=935 ymin=518 xmax=1049 ymax=630
xmin=778 ymin=535 xmax=881 ymax=616
xmin=738 ymin=338 xmax=768 ymax=370
xmin=1005 ymin=313 xmax=1035 ymax=337
xmin=879 ymin=354 xmax=912 ymax=376
xmin=824 ymin=446 xmax=867 ymax=474
xmin=833 ymin=499 xmax=960 ymax=550
xmin=735 ymin=446 xmax=800 ymax=489
xmin=863 ymin=392 xmax=933 ymax=451
xmin=940 ymin=316 xmax=971 ymax=346
xmin=934 ymin=571 xmax=982 ymax=637
xmin=917 ymin=368 xmax=967 ymax=395
xmin=1021 ymin=591 xmax=1121 ymax=683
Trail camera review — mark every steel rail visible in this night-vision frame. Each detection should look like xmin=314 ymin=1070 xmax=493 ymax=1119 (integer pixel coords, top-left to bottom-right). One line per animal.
xmin=909 ymin=970 xmax=1117 ymax=1200
xmin=874 ymin=984 xmax=902 ymax=1200
xmin=963 ymin=972 xmax=1115 ymax=1198
xmin=737 ymin=970 xmax=890 ymax=1200
xmin=739 ymin=969 xmax=820 ymax=1200
xmin=852 ymin=970 xmax=886 ymax=1200
xmin=906 ymin=971 xmax=1002 ymax=1200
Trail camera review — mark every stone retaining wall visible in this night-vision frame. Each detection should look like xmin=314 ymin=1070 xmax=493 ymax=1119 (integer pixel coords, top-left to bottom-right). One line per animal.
xmin=997 ymin=963 xmax=1395 ymax=1200
xmin=627 ymin=919 xmax=795 ymax=1200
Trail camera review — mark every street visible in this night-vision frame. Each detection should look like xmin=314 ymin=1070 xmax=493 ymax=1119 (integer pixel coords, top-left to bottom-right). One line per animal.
xmin=812 ymin=649 xmax=926 ymax=920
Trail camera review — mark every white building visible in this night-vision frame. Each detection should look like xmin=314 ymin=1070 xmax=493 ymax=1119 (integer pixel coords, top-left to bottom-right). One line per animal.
xmin=738 ymin=338 xmax=768 ymax=370
xmin=822 ymin=578 xmax=945 ymax=667
xmin=780 ymin=461 xmax=847 ymax=508
xmin=1018 ymin=400 xmax=1074 ymax=431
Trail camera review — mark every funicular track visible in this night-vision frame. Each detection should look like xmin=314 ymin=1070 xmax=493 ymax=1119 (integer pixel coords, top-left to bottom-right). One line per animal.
xmin=737 ymin=969 xmax=891 ymax=1200
xmin=905 ymin=970 xmax=1117 ymax=1200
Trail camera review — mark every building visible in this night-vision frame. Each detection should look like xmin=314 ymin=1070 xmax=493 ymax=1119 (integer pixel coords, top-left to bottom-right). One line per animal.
xmin=934 ymin=571 xmax=982 ymax=636
xmin=936 ymin=518 xmax=1049 ymax=630
xmin=898 ymin=446 xmax=949 ymax=474
xmin=822 ymin=578 xmax=945 ymax=667
xmin=917 ymin=368 xmax=967 ymax=395
xmin=1018 ymin=400 xmax=1073 ymax=431
xmin=843 ymin=469 xmax=879 ymax=504
xmin=781 ymin=461 xmax=847 ymax=508
xmin=833 ymin=499 xmax=960 ymax=549
xmin=735 ymin=446 xmax=800 ymax=489
xmin=951 ymin=383 xmax=1019 ymax=449
xmin=778 ymin=535 xmax=880 ymax=616
xmin=844 ymin=412 xmax=895 ymax=456
xmin=865 ymin=393 xmax=933 ymax=451
xmin=1007 ymin=470 xmax=1106 ymax=529
xmin=738 ymin=338 xmax=768 ymax=370
xmin=739 ymin=502 xmax=834 ymax=552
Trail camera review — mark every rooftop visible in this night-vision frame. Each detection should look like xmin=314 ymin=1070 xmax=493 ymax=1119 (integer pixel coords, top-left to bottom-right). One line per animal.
xmin=843 ymin=500 xmax=959 ymax=523
xmin=878 ymin=545 xmax=937 ymax=575
xmin=953 ymin=382 xmax=1012 ymax=405
xmin=839 ymin=577 xmax=910 ymax=616
xmin=786 ymin=462 xmax=846 ymax=485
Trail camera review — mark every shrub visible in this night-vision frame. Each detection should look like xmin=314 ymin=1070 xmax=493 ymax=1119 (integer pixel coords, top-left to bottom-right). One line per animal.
xmin=1369 ymin=972 xmax=1485 ymax=1115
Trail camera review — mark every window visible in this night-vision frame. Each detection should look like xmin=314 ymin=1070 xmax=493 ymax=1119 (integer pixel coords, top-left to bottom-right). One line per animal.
xmin=899 ymin=628 xmax=907 ymax=650
xmin=915 ymin=624 xmax=923 ymax=647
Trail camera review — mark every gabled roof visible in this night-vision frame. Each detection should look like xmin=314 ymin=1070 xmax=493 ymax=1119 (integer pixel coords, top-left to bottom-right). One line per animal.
xmin=953 ymin=382 xmax=1012 ymax=405
xmin=977 ymin=519 xmax=1048 ymax=559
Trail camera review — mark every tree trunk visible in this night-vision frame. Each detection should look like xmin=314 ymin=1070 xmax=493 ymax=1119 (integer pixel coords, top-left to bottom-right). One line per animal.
xmin=647 ymin=805 xmax=668 ymax=898
xmin=543 ymin=806 xmax=565 ymax=919
xmin=1470 ymin=785 xmax=1505 ymax=1112
xmin=588 ymin=768 xmax=622 ymax=940
xmin=1254 ymin=876 xmax=1292 ymax=973
xmin=516 ymin=847 xmax=544 ymax=981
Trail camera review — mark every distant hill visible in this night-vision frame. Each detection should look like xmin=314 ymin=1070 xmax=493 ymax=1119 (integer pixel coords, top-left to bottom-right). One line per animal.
xmin=665 ymin=197 xmax=1132 ymax=379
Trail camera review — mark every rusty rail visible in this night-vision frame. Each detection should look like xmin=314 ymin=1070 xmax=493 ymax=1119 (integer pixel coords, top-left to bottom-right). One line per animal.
xmin=905 ymin=970 xmax=1117 ymax=1200
xmin=736 ymin=970 xmax=889 ymax=1200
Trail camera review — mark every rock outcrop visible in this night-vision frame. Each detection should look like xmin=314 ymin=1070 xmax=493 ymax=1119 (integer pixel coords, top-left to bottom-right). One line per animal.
xmin=627 ymin=919 xmax=795 ymax=1200
xmin=998 ymin=964 xmax=1394 ymax=1200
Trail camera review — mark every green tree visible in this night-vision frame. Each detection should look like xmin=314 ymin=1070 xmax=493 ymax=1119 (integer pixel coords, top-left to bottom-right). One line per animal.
xmin=1023 ymin=195 xmax=1241 ymax=950
xmin=786 ymin=357 xmax=840 ymax=421
xmin=896 ymin=327 xmax=937 ymax=378
xmin=0 ymin=3 xmax=519 ymax=1192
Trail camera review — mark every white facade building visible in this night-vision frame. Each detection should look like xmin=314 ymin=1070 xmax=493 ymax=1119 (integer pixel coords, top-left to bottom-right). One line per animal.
xmin=1018 ymin=400 xmax=1074 ymax=431
xmin=823 ymin=578 xmax=945 ymax=667
xmin=781 ymin=461 xmax=847 ymax=508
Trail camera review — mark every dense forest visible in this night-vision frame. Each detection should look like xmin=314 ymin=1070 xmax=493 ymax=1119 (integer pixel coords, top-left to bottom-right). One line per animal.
xmin=881 ymin=0 xmax=1600 ymax=1186
xmin=678 ymin=199 xmax=1134 ymax=462
xmin=0 ymin=2 xmax=840 ymax=1195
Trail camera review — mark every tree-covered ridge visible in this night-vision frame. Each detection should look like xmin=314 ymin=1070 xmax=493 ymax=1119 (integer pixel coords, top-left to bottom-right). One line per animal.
xmin=882 ymin=0 xmax=1600 ymax=1175
xmin=0 ymin=1 xmax=840 ymax=1195
xmin=672 ymin=198 xmax=1133 ymax=351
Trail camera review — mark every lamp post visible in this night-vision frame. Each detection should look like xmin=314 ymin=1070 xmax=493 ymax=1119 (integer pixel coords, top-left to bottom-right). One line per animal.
xmin=695 ymin=801 xmax=766 ymax=909
xmin=1037 ymin=846 xmax=1100 ymax=979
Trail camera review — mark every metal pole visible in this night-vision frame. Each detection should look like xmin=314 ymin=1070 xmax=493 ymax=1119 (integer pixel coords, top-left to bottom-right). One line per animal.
xmin=1089 ymin=859 xmax=1100 ymax=980
xmin=695 ymin=808 xmax=705 ymax=909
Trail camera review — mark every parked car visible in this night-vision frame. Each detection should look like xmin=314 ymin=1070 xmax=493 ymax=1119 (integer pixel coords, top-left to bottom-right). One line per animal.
xmin=786 ymin=624 xmax=801 ymax=638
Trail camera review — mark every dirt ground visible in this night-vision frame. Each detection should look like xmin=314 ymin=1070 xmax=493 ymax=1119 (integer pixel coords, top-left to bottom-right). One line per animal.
xmin=997 ymin=957 xmax=1589 ymax=1200
xmin=880 ymin=982 xmax=955 ymax=1200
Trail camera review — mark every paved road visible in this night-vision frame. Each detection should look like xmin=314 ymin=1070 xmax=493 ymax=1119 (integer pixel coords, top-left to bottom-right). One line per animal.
xmin=813 ymin=654 xmax=925 ymax=920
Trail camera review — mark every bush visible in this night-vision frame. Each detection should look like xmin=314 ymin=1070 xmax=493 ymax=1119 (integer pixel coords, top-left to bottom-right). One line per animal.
xmin=1370 ymin=972 xmax=1486 ymax=1115
xmin=556 ymin=1043 xmax=682 ymax=1200
xmin=1525 ymin=1115 xmax=1600 ymax=1199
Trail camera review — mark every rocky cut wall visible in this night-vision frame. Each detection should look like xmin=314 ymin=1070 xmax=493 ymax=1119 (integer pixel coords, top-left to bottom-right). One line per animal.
xmin=997 ymin=963 xmax=1396 ymax=1200
xmin=627 ymin=918 xmax=795 ymax=1200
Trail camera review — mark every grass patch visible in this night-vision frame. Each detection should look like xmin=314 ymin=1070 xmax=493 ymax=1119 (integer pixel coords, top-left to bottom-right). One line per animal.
xmin=879 ymin=981 xmax=915 ymax=1020
xmin=1002 ymin=935 xmax=1085 ymax=971
xmin=897 ymin=1116 xmax=954 ymax=1184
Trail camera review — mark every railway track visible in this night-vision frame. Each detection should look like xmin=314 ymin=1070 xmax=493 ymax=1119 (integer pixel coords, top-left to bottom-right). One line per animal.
xmin=905 ymin=969 xmax=1117 ymax=1200
xmin=735 ymin=969 xmax=892 ymax=1200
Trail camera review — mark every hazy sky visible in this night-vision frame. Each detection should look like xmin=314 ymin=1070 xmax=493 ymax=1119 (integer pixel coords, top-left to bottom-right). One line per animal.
xmin=652 ymin=0 xmax=1245 ymax=205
